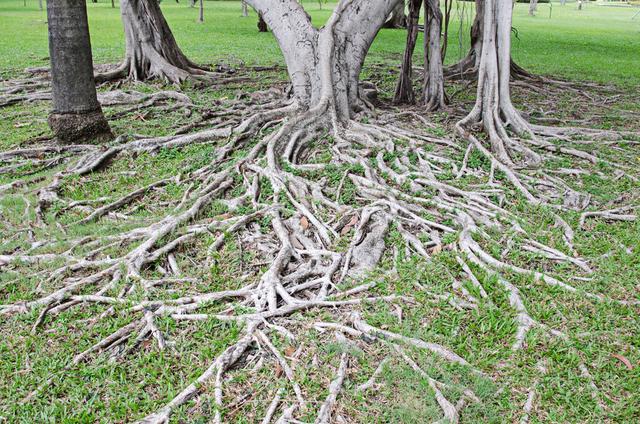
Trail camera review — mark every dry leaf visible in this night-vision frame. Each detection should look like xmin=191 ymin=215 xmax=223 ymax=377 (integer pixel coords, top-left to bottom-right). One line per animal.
xmin=284 ymin=346 xmax=296 ymax=357
xmin=300 ymin=216 xmax=309 ymax=230
xmin=430 ymin=244 xmax=443 ymax=255
xmin=275 ymin=363 xmax=283 ymax=377
xmin=612 ymin=354 xmax=634 ymax=370
xmin=341 ymin=214 xmax=359 ymax=235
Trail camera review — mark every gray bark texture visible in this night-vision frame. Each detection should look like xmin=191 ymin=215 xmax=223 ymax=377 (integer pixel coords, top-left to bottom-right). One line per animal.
xmin=96 ymin=0 xmax=207 ymax=83
xmin=529 ymin=0 xmax=539 ymax=16
xmin=248 ymin=0 xmax=401 ymax=122
xmin=394 ymin=0 xmax=422 ymax=104
xmin=46 ymin=0 xmax=112 ymax=143
xmin=458 ymin=0 xmax=540 ymax=167
xmin=423 ymin=0 xmax=446 ymax=110
xmin=384 ymin=0 xmax=407 ymax=28
xmin=447 ymin=0 xmax=533 ymax=80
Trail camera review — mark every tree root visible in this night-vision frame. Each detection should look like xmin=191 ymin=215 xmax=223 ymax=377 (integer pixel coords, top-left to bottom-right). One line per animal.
xmin=1 ymin=83 xmax=638 ymax=422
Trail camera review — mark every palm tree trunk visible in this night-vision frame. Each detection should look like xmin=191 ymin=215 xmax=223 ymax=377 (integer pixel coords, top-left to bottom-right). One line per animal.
xmin=46 ymin=0 xmax=112 ymax=143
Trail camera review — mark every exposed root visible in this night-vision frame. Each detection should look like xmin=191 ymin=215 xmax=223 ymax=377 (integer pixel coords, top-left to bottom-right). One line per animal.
xmin=519 ymin=361 xmax=548 ymax=424
xmin=314 ymin=340 xmax=349 ymax=423
xmin=2 ymin=76 xmax=638 ymax=422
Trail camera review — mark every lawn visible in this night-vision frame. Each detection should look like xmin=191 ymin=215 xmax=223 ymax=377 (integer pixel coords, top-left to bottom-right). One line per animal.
xmin=0 ymin=0 xmax=639 ymax=85
xmin=0 ymin=1 xmax=639 ymax=423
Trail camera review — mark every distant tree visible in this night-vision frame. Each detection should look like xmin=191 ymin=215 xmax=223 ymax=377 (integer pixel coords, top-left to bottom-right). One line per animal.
xmin=96 ymin=0 xmax=209 ymax=83
xmin=423 ymin=0 xmax=446 ymax=110
xmin=46 ymin=0 xmax=112 ymax=143
xmin=394 ymin=0 xmax=421 ymax=104
xmin=529 ymin=0 xmax=539 ymax=16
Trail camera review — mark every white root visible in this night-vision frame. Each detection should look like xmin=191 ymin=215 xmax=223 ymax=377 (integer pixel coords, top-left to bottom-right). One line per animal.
xmin=356 ymin=357 xmax=390 ymax=392
xmin=393 ymin=345 xmax=459 ymax=424
xmin=314 ymin=352 xmax=349 ymax=424
xmin=519 ymin=361 xmax=548 ymax=424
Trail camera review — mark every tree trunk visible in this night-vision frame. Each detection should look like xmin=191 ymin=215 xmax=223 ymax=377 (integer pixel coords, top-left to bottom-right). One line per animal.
xmin=529 ymin=0 xmax=539 ymax=16
xmin=242 ymin=0 xmax=248 ymax=17
xmin=441 ymin=0 xmax=453 ymax=61
xmin=96 ymin=0 xmax=208 ymax=83
xmin=39 ymin=0 xmax=43 ymax=10
xmin=446 ymin=0 xmax=483 ymax=78
xmin=423 ymin=0 xmax=446 ymax=110
xmin=257 ymin=13 xmax=268 ymax=32
xmin=457 ymin=0 xmax=539 ymax=167
xmin=248 ymin=0 xmax=401 ymax=122
xmin=198 ymin=0 xmax=204 ymax=22
xmin=394 ymin=0 xmax=422 ymax=104
xmin=384 ymin=0 xmax=406 ymax=28
xmin=446 ymin=0 xmax=534 ymax=81
xmin=46 ymin=0 xmax=112 ymax=143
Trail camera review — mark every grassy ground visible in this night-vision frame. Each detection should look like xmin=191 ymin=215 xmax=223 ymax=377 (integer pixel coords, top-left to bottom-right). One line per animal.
xmin=0 ymin=0 xmax=639 ymax=85
xmin=1 ymin=1 xmax=640 ymax=423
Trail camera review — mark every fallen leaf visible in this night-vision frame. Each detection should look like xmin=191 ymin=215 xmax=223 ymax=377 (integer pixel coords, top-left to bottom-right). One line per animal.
xmin=612 ymin=354 xmax=634 ymax=370
xmin=430 ymin=244 xmax=443 ymax=255
xmin=341 ymin=214 xmax=359 ymax=235
xmin=275 ymin=363 xmax=283 ymax=378
xmin=284 ymin=346 xmax=296 ymax=357
xmin=300 ymin=216 xmax=309 ymax=230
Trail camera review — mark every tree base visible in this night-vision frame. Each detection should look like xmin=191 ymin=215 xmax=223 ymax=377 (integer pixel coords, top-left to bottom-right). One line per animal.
xmin=48 ymin=109 xmax=113 ymax=144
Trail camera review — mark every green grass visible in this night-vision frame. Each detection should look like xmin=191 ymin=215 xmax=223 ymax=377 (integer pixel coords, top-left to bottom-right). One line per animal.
xmin=0 ymin=1 xmax=639 ymax=423
xmin=0 ymin=1 xmax=639 ymax=85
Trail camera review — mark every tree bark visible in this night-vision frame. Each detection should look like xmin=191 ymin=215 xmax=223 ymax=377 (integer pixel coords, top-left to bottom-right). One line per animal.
xmin=423 ymin=0 xmax=446 ymax=110
xmin=257 ymin=13 xmax=268 ymax=32
xmin=248 ymin=0 xmax=401 ymax=122
xmin=394 ymin=0 xmax=422 ymax=104
xmin=529 ymin=0 xmax=539 ymax=16
xmin=457 ymin=0 xmax=539 ymax=167
xmin=446 ymin=0 xmax=483 ymax=78
xmin=242 ymin=0 xmax=248 ymax=17
xmin=198 ymin=0 xmax=204 ymax=22
xmin=46 ymin=0 xmax=112 ymax=143
xmin=446 ymin=0 xmax=534 ymax=81
xmin=384 ymin=0 xmax=407 ymax=28
xmin=441 ymin=0 xmax=453 ymax=61
xmin=96 ymin=0 xmax=208 ymax=83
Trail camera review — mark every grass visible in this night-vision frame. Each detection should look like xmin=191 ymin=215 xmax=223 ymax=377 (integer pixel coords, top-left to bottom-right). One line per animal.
xmin=0 ymin=0 xmax=639 ymax=85
xmin=0 ymin=1 xmax=639 ymax=423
